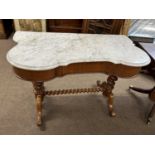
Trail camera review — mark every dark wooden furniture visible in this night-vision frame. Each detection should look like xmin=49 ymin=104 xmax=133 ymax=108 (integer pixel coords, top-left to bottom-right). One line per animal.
xmin=129 ymin=85 xmax=155 ymax=124
xmin=87 ymin=19 xmax=125 ymax=34
xmin=136 ymin=42 xmax=155 ymax=78
xmin=0 ymin=19 xmax=14 ymax=39
xmin=47 ymin=19 xmax=88 ymax=33
xmin=129 ymin=36 xmax=154 ymax=43
xmin=47 ymin=19 xmax=125 ymax=34
xmin=129 ymin=42 xmax=155 ymax=124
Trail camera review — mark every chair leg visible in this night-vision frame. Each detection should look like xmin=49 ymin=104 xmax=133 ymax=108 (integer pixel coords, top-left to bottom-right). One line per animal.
xmin=147 ymin=104 xmax=155 ymax=124
xmin=129 ymin=85 xmax=155 ymax=124
xmin=129 ymin=85 xmax=153 ymax=94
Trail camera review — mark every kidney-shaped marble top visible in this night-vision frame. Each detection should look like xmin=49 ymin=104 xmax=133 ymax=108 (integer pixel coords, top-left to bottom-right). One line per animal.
xmin=7 ymin=31 xmax=151 ymax=71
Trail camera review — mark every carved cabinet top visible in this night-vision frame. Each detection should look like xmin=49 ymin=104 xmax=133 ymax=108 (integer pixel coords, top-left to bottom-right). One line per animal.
xmin=7 ymin=31 xmax=151 ymax=71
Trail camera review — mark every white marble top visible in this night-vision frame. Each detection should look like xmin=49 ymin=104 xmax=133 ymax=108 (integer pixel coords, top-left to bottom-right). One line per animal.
xmin=7 ymin=31 xmax=151 ymax=71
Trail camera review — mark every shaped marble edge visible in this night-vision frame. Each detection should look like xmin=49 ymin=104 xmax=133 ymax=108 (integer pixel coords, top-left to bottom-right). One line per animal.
xmin=6 ymin=31 xmax=151 ymax=71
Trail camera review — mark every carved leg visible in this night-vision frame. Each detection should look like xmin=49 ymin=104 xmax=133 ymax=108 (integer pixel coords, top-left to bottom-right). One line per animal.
xmin=147 ymin=104 xmax=155 ymax=124
xmin=97 ymin=75 xmax=118 ymax=117
xmin=32 ymin=81 xmax=45 ymax=126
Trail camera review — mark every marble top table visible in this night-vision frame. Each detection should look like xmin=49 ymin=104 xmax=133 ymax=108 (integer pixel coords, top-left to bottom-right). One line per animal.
xmin=7 ymin=31 xmax=151 ymax=126
xmin=7 ymin=31 xmax=150 ymax=71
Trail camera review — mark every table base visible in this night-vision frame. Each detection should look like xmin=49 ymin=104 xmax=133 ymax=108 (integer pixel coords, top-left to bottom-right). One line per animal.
xmin=33 ymin=75 xmax=118 ymax=126
xmin=11 ymin=62 xmax=141 ymax=126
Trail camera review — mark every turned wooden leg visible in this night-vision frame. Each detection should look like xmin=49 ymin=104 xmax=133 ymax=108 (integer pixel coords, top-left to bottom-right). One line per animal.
xmin=147 ymin=104 xmax=155 ymax=124
xmin=97 ymin=75 xmax=118 ymax=117
xmin=36 ymin=95 xmax=42 ymax=126
xmin=32 ymin=81 xmax=45 ymax=126
xmin=107 ymin=94 xmax=116 ymax=117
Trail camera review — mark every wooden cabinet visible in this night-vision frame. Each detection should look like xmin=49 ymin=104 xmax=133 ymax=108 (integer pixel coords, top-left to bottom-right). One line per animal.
xmin=87 ymin=19 xmax=125 ymax=34
xmin=47 ymin=19 xmax=87 ymax=33
xmin=47 ymin=19 xmax=125 ymax=34
xmin=0 ymin=19 xmax=14 ymax=39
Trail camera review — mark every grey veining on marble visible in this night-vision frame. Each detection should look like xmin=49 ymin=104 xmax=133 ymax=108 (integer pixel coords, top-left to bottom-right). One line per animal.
xmin=7 ymin=31 xmax=151 ymax=71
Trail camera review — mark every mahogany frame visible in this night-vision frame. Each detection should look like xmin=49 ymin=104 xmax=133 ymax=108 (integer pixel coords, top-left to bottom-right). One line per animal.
xmin=12 ymin=61 xmax=141 ymax=126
